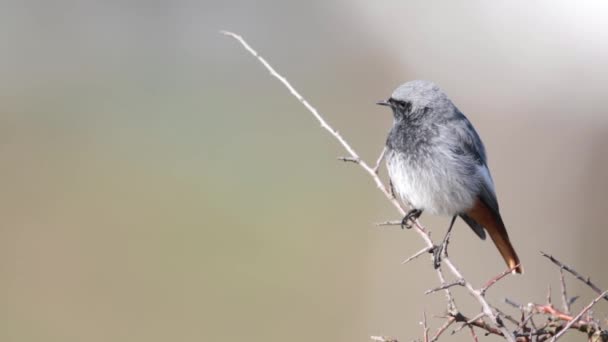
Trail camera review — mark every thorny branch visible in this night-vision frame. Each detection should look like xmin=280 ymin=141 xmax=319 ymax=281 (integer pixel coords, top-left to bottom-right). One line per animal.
xmin=222 ymin=31 xmax=608 ymax=342
xmin=541 ymin=252 xmax=608 ymax=302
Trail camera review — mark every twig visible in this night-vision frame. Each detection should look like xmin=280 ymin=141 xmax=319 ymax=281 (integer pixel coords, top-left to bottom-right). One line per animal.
xmin=435 ymin=266 xmax=457 ymax=312
xmin=468 ymin=326 xmax=479 ymax=342
xmin=535 ymin=304 xmax=574 ymax=322
xmin=550 ymin=290 xmax=608 ymax=342
xmin=480 ymin=264 xmax=519 ymax=296
xmin=375 ymin=220 xmax=402 ymax=226
xmin=430 ymin=317 xmax=456 ymax=342
xmin=222 ymin=30 xmax=516 ymax=342
xmin=402 ymin=246 xmax=434 ymax=265
xmin=559 ymin=268 xmax=570 ymax=314
xmin=540 ymin=251 xmax=608 ymax=302
xmin=567 ymin=296 xmax=579 ymax=308
xmin=371 ymin=336 xmax=398 ymax=342
xmin=220 ymin=30 xmax=407 ymax=216
xmin=426 ymin=279 xmax=465 ymax=295
xmin=517 ymin=311 xmax=536 ymax=334
xmin=373 ymin=147 xmax=387 ymax=173
xmin=338 ymin=156 xmax=359 ymax=163
xmin=422 ymin=311 xmax=429 ymax=342
xmin=504 ymin=298 xmax=523 ymax=310
xmin=493 ymin=306 xmax=520 ymax=326
xmin=452 ymin=312 xmax=493 ymax=336
xmin=467 ymin=313 xmax=487 ymax=326
xmin=443 ymin=259 xmax=514 ymax=341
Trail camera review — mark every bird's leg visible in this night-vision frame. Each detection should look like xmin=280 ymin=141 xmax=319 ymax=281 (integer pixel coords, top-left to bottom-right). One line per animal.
xmin=401 ymin=209 xmax=423 ymax=229
xmin=433 ymin=215 xmax=457 ymax=269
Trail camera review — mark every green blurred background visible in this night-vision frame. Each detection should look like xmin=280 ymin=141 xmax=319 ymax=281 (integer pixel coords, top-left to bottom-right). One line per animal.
xmin=2 ymin=1 xmax=608 ymax=341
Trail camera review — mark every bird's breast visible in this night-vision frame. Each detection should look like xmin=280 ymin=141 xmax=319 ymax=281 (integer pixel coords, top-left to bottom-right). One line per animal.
xmin=386 ymin=148 xmax=478 ymax=216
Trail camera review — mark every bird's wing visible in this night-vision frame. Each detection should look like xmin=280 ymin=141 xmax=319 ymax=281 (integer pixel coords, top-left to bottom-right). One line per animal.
xmin=477 ymin=165 xmax=500 ymax=215
xmin=453 ymin=111 xmax=500 ymax=213
xmin=451 ymin=111 xmax=502 ymax=235
xmin=459 ymin=213 xmax=486 ymax=239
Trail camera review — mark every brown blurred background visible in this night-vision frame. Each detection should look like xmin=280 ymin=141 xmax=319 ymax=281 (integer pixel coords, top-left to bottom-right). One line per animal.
xmin=2 ymin=1 xmax=608 ymax=341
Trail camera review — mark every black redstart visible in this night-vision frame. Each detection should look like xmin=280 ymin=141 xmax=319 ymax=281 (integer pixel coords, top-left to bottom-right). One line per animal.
xmin=378 ymin=80 xmax=522 ymax=273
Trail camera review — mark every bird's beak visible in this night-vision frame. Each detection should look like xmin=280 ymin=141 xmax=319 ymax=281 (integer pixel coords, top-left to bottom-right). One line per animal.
xmin=376 ymin=100 xmax=390 ymax=106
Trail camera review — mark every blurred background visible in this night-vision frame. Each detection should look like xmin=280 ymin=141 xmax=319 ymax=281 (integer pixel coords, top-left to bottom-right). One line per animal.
xmin=2 ymin=1 xmax=608 ymax=341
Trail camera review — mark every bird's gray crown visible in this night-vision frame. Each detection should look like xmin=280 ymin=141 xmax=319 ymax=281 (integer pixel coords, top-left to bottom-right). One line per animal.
xmin=390 ymin=80 xmax=449 ymax=110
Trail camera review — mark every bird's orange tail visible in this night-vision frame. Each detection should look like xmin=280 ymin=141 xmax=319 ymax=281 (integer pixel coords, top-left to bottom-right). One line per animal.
xmin=466 ymin=199 xmax=523 ymax=274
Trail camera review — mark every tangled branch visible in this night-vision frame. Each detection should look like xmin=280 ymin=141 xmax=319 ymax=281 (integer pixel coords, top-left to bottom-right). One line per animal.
xmin=221 ymin=30 xmax=607 ymax=342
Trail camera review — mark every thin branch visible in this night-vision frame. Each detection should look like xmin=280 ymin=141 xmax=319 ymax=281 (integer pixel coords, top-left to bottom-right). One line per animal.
xmin=443 ymin=259 xmax=514 ymax=341
xmin=451 ymin=312 xmax=501 ymax=337
xmin=220 ymin=31 xmax=359 ymax=160
xmin=550 ymin=290 xmax=608 ymax=342
xmin=559 ymin=268 xmax=570 ymax=314
xmin=504 ymin=298 xmax=523 ymax=310
xmin=480 ymin=264 xmax=519 ymax=296
xmin=430 ymin=317 xmax=456 ymax=342
xmin=422 ymin=311 xmax=430 ymax=342
xmin=373 ymin=147 xmax=387 ymax=173
xmin=220 ymin=30 xmax=406 ymax=215
xmin=222 ymin=30 xmax=516 ymax=342
xmin=426 ymin=279 xmax=465 ymax=295
xmin=541 ymin=251 xmax=608 ymax=302
xmin=468 ymin=326 xmax=479 ymax=342
xmin=517 ymin=311 xmax=536 ymax=334
xmin=493 ymin=306 xmax=520 ymax=327
xmin=467 ymin=313 xmax=487 ymax=326
xmin=371 ymin=336 xmax=398 ymax=342
xmin=435 ymin=266 xmax=457 ymax=312
xmin=567 ymin=296 xmax=579 ymax=308
xmin=338 ymin=156 xmax=360 ymax=163
xmin=535 ymin=304 xmax=574 ymax=322
xmin=402 ymin=246 xmax=434 ymax=265
xmin=375 ymin=220 xmax=402 ymax=227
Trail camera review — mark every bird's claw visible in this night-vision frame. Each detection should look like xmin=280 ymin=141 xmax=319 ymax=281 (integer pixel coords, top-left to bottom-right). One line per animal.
xmin=400 ymin=209 xmax=422 ymax=229
xmin=433 ymin=243 xmax=445 ymax=269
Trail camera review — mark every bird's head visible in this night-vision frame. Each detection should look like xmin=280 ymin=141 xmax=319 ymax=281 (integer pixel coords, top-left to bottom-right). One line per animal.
xmin=377 ymin=80 xmax=451 ymax=121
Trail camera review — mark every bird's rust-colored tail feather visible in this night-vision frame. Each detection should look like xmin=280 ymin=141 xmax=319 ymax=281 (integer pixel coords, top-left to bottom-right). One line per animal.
xmin=466 ymin=199 xmax=523 ymax=274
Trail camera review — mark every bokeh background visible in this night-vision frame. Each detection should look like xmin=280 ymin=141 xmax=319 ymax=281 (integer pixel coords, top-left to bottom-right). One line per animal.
xmin=2 ymin=1 xmax=608 ymax=341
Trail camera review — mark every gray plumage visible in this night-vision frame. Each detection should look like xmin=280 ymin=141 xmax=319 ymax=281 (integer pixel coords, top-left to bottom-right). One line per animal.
xmin=384 ymin=80 xmax=496 ymax=238
xmin=380 ymin=80 xmax=522 ymax=273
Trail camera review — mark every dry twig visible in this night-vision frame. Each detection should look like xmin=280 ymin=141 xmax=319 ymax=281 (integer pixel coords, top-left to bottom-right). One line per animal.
xmin=558 ymin=268 xmax=570 ymax=315
xmin=550 ymin=290 xmax=608 ymax=341
xmin=541 ymin=252 xmax=608 ymax=302
xmin=401 ymin=246 xmax=434 ymax=265
xmin=222 ymin=31 xmax=607 ymax=342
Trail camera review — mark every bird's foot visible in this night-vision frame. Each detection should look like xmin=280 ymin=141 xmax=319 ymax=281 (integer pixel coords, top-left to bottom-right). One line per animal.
xmin=433 ymin=215 xmax=457 ymax=269
xmin=432 ymin=243 xmax=447 ymax=269
xmin=401 ymin=209 xmax=423 ymax=229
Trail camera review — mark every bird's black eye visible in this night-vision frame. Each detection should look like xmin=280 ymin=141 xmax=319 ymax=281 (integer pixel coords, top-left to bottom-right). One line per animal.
xmin=392 ymin=99 xmax=411 ymax=111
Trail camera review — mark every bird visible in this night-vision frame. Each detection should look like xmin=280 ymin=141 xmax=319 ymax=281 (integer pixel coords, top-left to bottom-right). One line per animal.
xmin=377 ymin=80 xmax=522 ymax=273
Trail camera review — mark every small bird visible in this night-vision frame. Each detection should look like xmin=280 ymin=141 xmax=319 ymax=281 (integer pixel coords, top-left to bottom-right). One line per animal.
xmin=377 ymin=80 xmax=522 ymax=273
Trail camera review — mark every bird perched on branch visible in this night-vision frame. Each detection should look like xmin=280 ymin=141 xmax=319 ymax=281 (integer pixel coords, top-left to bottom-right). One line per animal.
xmin=377 ymin=80 xmax=522 ymax=273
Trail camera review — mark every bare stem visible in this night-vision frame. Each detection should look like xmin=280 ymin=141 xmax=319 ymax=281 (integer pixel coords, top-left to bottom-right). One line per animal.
xmin=430 ymin=317 xmax=456 ymax=342
xmin=375 ymin=220 xmax=402 ymax=227
xmin=558 ymin=268 xmax=570 ymax=314
xmin=549 ymin=290 xmax=608 ymax=342
xmin=373 ymin=147 xmax=387 ymax=173
xmin=481 ymin=264 xmax=519 ymax=296
xmin=541 ymin=251 xmax=608 ymax=302
xmin=402 ymin=246 xmax=434 ymax=265
xmin=422 ymin=311 xmax=430 ymax=342
xmin=426 ymin=279 xmax=465 ymax=295
xmin=220 ymin=30 xmax=406 ymax=215
xmin=223 ymin=30 xmax=516 ymax=342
